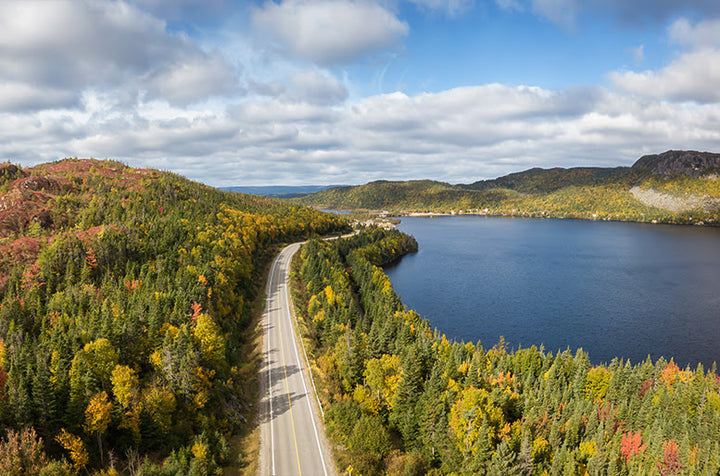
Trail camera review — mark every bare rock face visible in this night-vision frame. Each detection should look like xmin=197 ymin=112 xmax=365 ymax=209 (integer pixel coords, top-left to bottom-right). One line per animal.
xmin=632 ymin=150 xmax=720 ymax=178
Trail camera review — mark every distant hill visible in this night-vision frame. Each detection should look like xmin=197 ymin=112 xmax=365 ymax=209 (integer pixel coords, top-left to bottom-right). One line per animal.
xmin=297 ymin=150 xmax=720 ymax=225
xmin=220 ymin=184 xmax=342 ymax=198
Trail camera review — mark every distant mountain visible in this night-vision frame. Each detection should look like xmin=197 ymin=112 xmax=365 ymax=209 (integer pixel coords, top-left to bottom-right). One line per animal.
xmin=296 ymin=150 xmax=720 ymax=225
xmin=631 ymin=150 xmax=720 ymax=178
xmin=220 ymin=184 xmax=342 ymax=198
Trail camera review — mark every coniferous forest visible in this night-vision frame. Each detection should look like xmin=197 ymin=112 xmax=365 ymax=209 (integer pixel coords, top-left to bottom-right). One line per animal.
xmin=293 ymin=227 xmax=720 ymax=475
xmin=3 ymin=158 xmax=720 ymax=475
xmin=0 ymin=159 xmax=348 ymax=474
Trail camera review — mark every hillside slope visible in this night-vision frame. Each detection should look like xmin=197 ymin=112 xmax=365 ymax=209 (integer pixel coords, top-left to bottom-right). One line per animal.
xmin=0 ymin=158 xmax=348 ymax=473
xmin=297 ymin=150 xmax=720 ymax=225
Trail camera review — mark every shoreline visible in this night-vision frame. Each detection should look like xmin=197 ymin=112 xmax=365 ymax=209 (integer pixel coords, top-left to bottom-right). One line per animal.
xmin=318 ymin=206 xmax=718 ymax=228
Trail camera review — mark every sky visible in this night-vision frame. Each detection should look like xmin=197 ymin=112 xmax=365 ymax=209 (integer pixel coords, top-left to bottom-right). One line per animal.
xmin=2 ymin=0 xmax=720 ymax=186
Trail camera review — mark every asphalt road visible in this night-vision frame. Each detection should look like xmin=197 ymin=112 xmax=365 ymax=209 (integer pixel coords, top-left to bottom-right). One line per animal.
xmin=259 ymin=242 xmax=337 ymax=476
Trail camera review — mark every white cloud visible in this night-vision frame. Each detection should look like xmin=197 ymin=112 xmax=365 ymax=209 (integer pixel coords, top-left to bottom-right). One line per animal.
xmin=611 ymin=50 xmax=720 ymax=103
xmin=0 ymin=0 xmax=239 ymax=110
xmin=252 ymin=0 xmax=408 ymax=65
xmin=611 ymin=19 xmax=720 ymax=104
xmin=2 ymin=0 xmax=720 ymax=187
xmin=669 ymin=18 xmax=720 ymax=48
xmin=0 ymin=82 xmax=77 ymax=111
xmin=6 ymin=82 xmax=720 ymax=186
xmin=145 ymin=53 xmax=240 ymax=105
xmin=285 ymin=71 xmax=349 ymax=105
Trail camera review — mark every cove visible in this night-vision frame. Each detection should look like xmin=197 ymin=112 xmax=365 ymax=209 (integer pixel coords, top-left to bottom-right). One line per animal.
xmin=384 ymin=216 xmax=720 ymax=368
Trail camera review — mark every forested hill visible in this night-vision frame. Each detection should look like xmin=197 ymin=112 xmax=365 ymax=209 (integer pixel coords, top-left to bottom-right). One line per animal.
xmin=0 ymin=158 xmax=348 ymax=473
xmin=297 ymin=150 xmax=720 ymax=225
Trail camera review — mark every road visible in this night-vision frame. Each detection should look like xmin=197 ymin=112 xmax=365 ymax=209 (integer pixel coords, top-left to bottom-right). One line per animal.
xmin=259 ymin=242 xmax=337 ymax=476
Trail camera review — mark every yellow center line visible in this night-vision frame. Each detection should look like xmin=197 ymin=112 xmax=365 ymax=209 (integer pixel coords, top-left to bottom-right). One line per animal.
xmin=277 ymin=276 xmax=303 ymax=476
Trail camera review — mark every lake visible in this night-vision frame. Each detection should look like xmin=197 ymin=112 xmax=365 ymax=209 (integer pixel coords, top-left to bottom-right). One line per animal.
xmin=384 ymin=216 xmax=720 ymax=368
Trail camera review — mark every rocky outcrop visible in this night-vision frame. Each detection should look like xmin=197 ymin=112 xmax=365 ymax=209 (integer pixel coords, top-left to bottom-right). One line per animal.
xmin=630 ymin=186 xmax=720 ymax=213
xmin=632 ymin=150 xmax=720 ymax=178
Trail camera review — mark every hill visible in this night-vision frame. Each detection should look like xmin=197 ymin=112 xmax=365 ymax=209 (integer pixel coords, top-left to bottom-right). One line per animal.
xmin=297 ymin=150 xmax=720 ymax=225
xmin=0 ymin=158 xmax=348 ymax=473
xmin=219 ymin=184 xmax=341 ymax=198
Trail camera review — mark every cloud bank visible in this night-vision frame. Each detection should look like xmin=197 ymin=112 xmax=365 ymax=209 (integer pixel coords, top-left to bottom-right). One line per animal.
xmin=1 ymin=0 xmax=720 ymax=187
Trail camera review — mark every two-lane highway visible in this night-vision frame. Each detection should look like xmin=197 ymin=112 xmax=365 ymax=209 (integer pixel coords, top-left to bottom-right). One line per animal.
xmin=259 ymin=242 xmax=336 ymax=476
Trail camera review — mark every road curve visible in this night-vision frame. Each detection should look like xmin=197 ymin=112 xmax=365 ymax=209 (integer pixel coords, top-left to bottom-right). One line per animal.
xmin=259 ymin=242 xmax=337 ymax=476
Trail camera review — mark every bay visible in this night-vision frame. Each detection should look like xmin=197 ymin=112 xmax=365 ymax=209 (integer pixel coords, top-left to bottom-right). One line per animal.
xmin=385 ymin=216 xmax=720 ymax=367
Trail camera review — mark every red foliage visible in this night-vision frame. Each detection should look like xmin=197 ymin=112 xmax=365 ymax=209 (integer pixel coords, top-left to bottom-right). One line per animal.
xmin=21 ymin=263 xmax=42 ymax=291
xmin=124 ymin=279 xmax=142 ymax=293
xmin=657 ymin=439 xmax=683 ymax=475
xmin=620 ymin=430 xmax=646 ymax=463
xmin=639 ymin=379 xmax=654 ymax=398
xmin=191 ymin=301 xmax=203 ymax=321
xmin=597 ymin=401 xmax=618 ymax=423
xmin=85 ymin=247 xmax=98 ymax=269
xmin=75 ymin=225 xmax=106 ymax=243
xmin=0 ymin=367 xmax=7 ymax=400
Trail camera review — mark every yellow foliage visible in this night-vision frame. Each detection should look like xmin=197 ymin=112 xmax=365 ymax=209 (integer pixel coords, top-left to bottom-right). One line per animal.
xmin=193 ymin=314 xmax=226 ymax=366
xmin=457 ymin=362 xmax=469 ymax=375
xmin=141 ymin=386 xmax=176 ymax=434
xmin=577 ymin=441 xmax=597 ymax=463
xmin=584 ymin=367 xmax=612 ymax=402
xmin=449 ymin=386 xmax=505 ymax=454
xmin=192 ymin=441 xmax=208 ymax=461
xmin=532 ymin=436 xmax=551 ymax=463
xmin=111 ymin=364 xmax=139 ymax=409
xmin=56 ymin=428 xmax=88 ymax=472
xmin=364 ymin=354 xmax=401 ymax=410
xmin=193 ymin=366 xmax=215 ymax=409
xmin=84 ymin=391 xmax=112 ymax=435
xmin=149 ymin=350 xmax=162 ymax=369
xmin=353 ymin=384 xmax=381 ymax=414
xmin=324 ymin=285 xmax=335 ymax=305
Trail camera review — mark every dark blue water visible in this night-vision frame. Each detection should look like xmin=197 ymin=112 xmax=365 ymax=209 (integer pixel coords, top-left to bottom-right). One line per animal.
xmin=385 ymin=216 xmax=720 ymax=367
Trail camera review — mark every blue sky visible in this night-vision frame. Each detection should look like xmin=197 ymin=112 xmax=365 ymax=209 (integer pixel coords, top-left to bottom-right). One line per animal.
xmin=2 ymin=0 xmax=720 ymax=186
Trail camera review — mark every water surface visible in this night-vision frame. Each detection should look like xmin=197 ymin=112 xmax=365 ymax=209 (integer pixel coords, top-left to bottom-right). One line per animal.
xmin=385 ymin=216 xmax=720 ymax=367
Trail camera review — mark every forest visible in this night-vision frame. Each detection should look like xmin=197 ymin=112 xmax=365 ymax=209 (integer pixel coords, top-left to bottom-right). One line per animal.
xmin=293 ymin=227 xmax=720 ymax=475
xmin=0 ymin=159 xmax=349 ymax=474
xmin=296 ymin=150 xmax=720 ymax=226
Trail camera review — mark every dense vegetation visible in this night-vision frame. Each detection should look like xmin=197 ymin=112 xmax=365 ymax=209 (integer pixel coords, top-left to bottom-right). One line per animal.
xmin=0 ymin=159 xmax=348 ymax=474
xmin=297 ymin=151 xmax=720 ymax=226
xmin=293 ymin=227 xmax=720 ymax=475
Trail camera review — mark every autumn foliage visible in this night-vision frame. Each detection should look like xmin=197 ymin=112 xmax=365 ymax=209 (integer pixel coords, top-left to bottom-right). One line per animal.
xmin=0 ymin=159 xmax=349 ymax=473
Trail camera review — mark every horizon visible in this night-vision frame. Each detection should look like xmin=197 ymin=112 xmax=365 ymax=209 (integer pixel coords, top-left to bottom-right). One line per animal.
xmin=3 ymin=1 xmax=720 ymax=186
